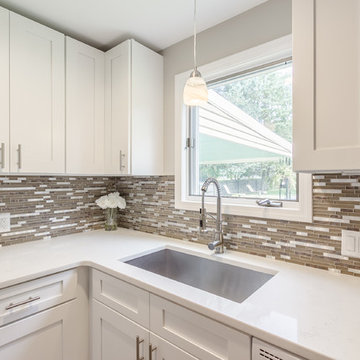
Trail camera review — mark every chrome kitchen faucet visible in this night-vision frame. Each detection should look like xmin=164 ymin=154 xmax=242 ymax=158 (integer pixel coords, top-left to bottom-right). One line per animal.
xmin=199 ymin=178 xmax=225 ymax=254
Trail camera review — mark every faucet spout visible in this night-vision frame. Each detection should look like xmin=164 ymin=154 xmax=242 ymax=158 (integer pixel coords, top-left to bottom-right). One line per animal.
xmin=199 ymin=178 xmax=225 ymax=254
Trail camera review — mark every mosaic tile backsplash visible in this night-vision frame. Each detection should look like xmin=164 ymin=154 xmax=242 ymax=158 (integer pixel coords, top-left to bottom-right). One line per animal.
xmin=1 ymin=174 xmax=360 ymax=277
xmin=115 ymin=174 xmax=360 ymax=277
xmin=0 ymin=176 xmax=113 ymax=246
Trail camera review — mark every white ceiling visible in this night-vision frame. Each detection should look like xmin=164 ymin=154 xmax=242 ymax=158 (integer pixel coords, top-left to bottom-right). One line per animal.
xmin=0 ymin=0 xmax=268 ymax=51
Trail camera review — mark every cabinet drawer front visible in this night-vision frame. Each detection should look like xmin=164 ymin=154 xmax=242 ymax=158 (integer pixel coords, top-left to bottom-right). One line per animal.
xmin=0 ymin=269 xmax=78 ymax=326
xmin=150 ymin=295 xmax=251 ymax=360
xmin=91 ymin=269 xmax=149 ymax=328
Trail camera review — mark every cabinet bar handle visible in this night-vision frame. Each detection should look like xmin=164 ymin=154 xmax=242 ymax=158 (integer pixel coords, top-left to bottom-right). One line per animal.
xmin=149 ymin=344 xmax=157 ymax=360
xmin=17 ymin=144 xmax=22 ymax=170
xmin=120 ymin=150 xmax=126 ymax=171
xmin=136 ymin=336 xmax=144 ymax=360
xmin=0 ymin=143 xmax=4 ymax=169
xmin=5 ymin=296 xmax=40 ymax=310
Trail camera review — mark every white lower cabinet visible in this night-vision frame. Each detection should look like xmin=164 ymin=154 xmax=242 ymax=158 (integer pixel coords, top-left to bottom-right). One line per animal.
xmin=91 ymin=270 xmax=251 ymax=360
xmin=91 ymin=299 xmax=198 ymax=360
xmin=150 ymin=294 xmax=251 ymax=360
xmin=92 ymin=299 xmax=149 ymax=360
xmin=0 ymin=299 xmax=79 ymax=360
xmin=0 ymin=268 xmax=88 ymax=360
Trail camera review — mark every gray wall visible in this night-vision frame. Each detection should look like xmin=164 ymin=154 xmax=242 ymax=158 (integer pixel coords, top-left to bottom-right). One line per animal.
xmin=161 ymin=0 xmax=292 ymax=174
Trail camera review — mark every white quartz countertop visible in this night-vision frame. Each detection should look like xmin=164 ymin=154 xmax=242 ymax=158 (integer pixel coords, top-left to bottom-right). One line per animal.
xmin=0 ymin=228 xmax=359 ymax=360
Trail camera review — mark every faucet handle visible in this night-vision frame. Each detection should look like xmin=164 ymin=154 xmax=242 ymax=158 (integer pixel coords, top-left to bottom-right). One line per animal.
xmin=199 ymin=208 xmax=207 ymax=232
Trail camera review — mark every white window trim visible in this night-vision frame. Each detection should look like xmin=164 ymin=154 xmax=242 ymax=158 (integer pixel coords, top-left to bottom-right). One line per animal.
xmin=174 ymin=35 xmax=313 ymax=223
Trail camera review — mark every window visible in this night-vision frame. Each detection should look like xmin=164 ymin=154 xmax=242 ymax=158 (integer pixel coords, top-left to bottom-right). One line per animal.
xmin=189 ymin=61 xmax=297 ymax=201
xmin=174 ymin=36 xmax=312 ymax=222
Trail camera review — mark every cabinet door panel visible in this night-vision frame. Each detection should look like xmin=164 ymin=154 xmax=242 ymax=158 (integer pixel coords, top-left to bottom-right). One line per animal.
xmin=105 ymin=41 xmax=130 ymax=175
xmin=293 ymin=0 xmax=360 ymax=171
xmin=0 ymin=7 xmax=9 ymax=173
xmin=10 ymin=12 xmax=65 ymax=173
xmin=92 ymin=299 xmax=149 ymax=360
xmin=131 ymin=40 xmax=163 ymax=175
xmin=0 ymin=301 xmax=78 ymax=360
xmin=150 ymin=295 xmax=251 ymax=360
xmin=66 ymin=37 xmax=105 ymax=174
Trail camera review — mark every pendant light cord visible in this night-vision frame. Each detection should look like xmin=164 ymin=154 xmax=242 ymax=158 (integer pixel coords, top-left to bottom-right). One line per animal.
xmin=193 ymin=0 xmax=197 ymax=71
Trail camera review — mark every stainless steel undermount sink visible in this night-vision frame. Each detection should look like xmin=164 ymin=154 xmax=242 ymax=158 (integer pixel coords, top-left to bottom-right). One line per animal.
xmin=125 ymin=249 xmax=274 ymax=303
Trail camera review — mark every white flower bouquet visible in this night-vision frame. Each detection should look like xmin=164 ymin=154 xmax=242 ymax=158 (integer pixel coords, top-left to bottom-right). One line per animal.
xmin=96 ymin=192 xmax=126 ymax=231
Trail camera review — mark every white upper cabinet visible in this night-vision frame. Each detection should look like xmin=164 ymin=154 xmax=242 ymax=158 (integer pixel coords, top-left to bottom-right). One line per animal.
xmin=105 ymin=39 xmax=164 ymax=175
xmin=66 ymin=37 xmax=105 ymax=174
xmin=1 ymin=7 xmax=163 ymax=176
xmin=105 ymin=41 xmax=131 ymax=175
xmin=9 ymin=12 xmax=65 ymax=173
xmin=293 ymin=0 xmax=360 ymax=172
xmin=0 ymin=7 xmax=9 ymax=173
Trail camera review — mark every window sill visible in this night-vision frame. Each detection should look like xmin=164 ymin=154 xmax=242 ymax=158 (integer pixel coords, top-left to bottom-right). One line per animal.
xmin=175 ymin=172 xmax=313 ymax=223
xmin=175 ymin=195 xmax=312 ymax=223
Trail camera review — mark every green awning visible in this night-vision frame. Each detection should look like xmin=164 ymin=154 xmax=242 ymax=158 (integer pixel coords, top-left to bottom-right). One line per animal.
xmin=197 ymin=90 xmax=292 ymax=164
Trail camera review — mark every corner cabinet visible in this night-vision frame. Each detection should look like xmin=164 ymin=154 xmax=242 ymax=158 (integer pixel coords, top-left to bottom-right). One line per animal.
xmin=0 ymin=7 xmax=9 ymax=174
xmin=66 ymin=37 xmax=105 ymax=174
xmin=0 ymin=269 xmax=88 ymax=360
xmin=105 ymin=39 xmax=164 ymax=175
xmin=293 ymin=0 xmax=360 ymax=172
xmin=9 ymin=12 xmax=65 ymax=173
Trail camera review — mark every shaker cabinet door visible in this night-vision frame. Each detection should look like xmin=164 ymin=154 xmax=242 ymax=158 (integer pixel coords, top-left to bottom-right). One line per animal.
xmin=10 ymin=12 xmax=65 ymax=173
xmin=293 ymin=0 xmax=360 ymax=171
xmin=91 ymin=299 xmax=149 ymax=360
xmin=0 ymin=7 xmax=9 ymax=174
xmin=105 ymin=40 xmax=131 ymax=175
xmin=66 ymin=37 xmax=105 ymax=174
xmin=0 ymin=301 xmax=78 ymax=360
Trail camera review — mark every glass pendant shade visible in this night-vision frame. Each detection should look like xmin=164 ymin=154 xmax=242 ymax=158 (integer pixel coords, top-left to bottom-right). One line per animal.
xmin=183 ymin=70 xmax=208 ymax=106
xmin=183 ymin=0 xmax=208 ymax=106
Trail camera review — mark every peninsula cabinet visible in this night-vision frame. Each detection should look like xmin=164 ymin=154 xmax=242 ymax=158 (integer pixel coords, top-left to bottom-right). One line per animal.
xmin=293 ymin=0 xmax=360 ymax=172
xmin=0 ymin=7 xmax=9 ymax=174
xmin=66 ymin=37 xmax=105 ymax=174
xmin=105 ymin=39 xmax=164 ymax=175
xmin=9 ymin=12 xmax=65 ymax=173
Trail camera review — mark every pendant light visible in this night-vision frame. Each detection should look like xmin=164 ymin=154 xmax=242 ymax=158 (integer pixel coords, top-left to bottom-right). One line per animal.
xmin=183 ymin=0 xmax=208 ymax=106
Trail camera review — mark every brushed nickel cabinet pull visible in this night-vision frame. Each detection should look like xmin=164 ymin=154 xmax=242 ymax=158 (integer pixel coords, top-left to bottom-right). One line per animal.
xmin=17 ymin=144 xmax=22 ymax=170
xmin=120 ymin=150 xmax=126 ymax=171
xmin=5 ymin=296 xmax=40 ymax=310
xmin=0 ymin=143 xmax=4 ymax=169
xmin=149 ymin=344 xmax=157 ymax=360
xmin=136 ymin=336 xmax=144 ymax=360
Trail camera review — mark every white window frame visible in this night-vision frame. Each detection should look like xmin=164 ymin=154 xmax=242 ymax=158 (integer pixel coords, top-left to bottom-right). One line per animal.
xmin=174 ymin=35 xmax=313 ymax=222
